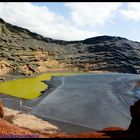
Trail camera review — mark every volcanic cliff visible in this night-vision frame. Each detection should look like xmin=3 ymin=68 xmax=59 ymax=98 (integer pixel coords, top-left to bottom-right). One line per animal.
xmin=0 ymin=18 xmax=140 ymax=76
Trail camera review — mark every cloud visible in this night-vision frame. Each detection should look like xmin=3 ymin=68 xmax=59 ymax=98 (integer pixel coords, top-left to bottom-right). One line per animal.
xmin=0 ymin=2 xmax=123 ymax=41
xmin=0 ymin=2 xmax=101 ymax=41
xmin=65 ymin=2 xmax=122 ymax=27
xmin=120 ymin=3 xmax=140 ymax=21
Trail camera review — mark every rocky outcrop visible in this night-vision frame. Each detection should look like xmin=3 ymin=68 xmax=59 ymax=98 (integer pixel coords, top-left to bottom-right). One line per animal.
xmin=128 ymin=80 xmax=140 ymax=135
xmin=127 ymin=100 xmax=140 ymax=135
xmin=0 ymin=60 xmax=13 ymax=76
xmin=0 ymin=18 xmax=140 ymax=75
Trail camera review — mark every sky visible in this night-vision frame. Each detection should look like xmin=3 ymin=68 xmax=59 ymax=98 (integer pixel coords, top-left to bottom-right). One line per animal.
xmin=0 ymin=2 xmax=140 ymax=42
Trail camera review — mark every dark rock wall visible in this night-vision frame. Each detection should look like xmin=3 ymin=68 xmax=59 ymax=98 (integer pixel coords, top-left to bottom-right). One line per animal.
xmin=0 ymin=18 xmax=140 ymax=75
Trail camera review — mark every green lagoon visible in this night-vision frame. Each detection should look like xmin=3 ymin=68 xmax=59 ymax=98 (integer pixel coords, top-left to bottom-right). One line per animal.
xmin=0 ymin=73 xmax=76 ymax=99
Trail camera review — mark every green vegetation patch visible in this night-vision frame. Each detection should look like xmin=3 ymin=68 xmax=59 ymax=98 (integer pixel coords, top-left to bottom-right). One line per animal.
xmin=0 ymin=72 xmax=76 ymax=99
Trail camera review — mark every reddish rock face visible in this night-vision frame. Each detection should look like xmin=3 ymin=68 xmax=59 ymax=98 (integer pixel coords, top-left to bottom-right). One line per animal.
xmin=102 ymin=127 xmax=124 ymax=131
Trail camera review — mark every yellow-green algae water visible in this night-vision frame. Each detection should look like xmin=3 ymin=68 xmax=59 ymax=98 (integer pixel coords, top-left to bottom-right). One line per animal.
xmin=0 ymin=73 xmax=77 ymax=99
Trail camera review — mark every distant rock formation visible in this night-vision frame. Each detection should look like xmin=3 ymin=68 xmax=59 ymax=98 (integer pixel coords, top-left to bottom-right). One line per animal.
xmin=0 ymin=18 xmax=140 ymax=75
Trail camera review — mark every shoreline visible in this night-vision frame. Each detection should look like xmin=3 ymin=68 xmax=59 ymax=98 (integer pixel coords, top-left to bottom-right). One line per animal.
xmin=0 ymin=75 xmax=96 ymax=134
xmin=1 ymin=72 xmax=140 ymax=134
xmin=0 ymin=72 xmax=139 ymax=112
xmin=0 ymin=70 xmax=112 ymax=82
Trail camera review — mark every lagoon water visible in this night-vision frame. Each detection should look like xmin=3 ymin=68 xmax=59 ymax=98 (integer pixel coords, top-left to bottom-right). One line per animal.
xmin=0 ymin=73 xmax=74 ymax=99
xmin=32 ymin=73 xmax=140 ymax=130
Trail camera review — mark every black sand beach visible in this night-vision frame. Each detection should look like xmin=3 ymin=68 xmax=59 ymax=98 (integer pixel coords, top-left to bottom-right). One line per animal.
xmin=1 ymin=73 xmax=140 ymax=133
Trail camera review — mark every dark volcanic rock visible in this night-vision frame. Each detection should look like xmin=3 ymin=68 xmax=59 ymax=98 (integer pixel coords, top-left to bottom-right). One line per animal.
xmin=127 ymin=99 xmax=140 ymax=135
xmin=83 ymin=36 xmax=126 ymax=44
xmin=0 ymin=18 xmax=140 ymax=75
